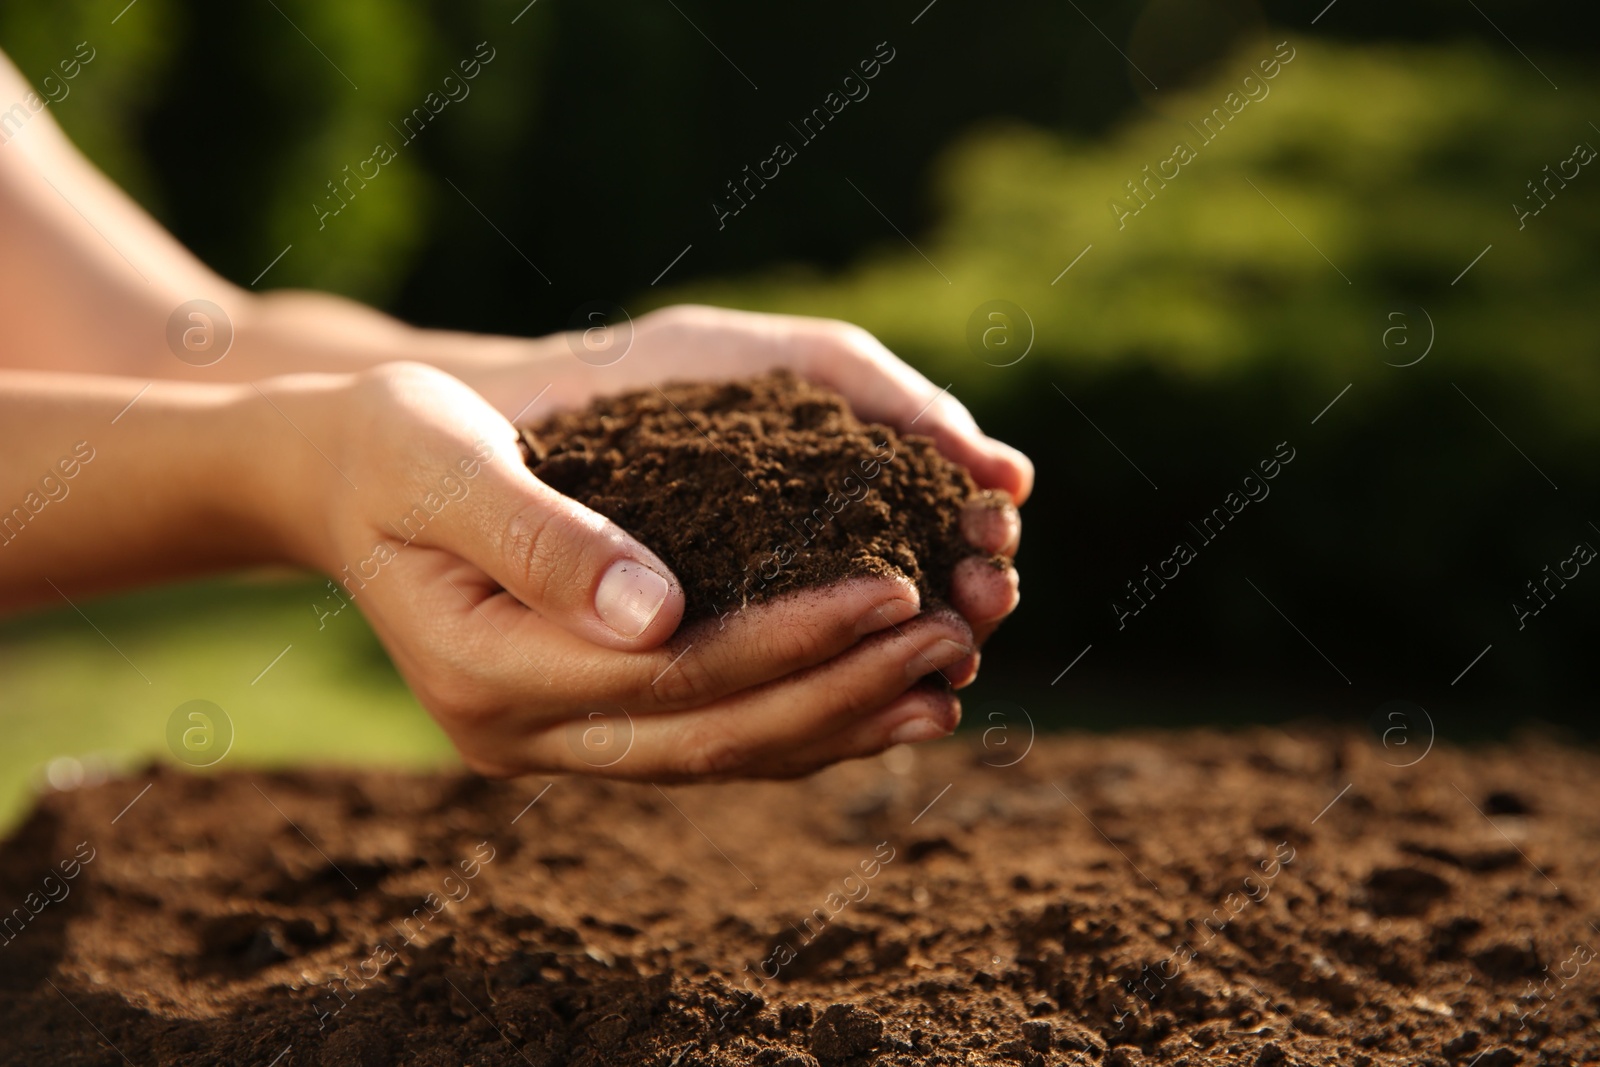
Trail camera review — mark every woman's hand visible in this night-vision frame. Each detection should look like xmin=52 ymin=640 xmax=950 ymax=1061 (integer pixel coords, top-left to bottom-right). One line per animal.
xmin=464 ymin=304 xmax=1028 ymax=650
xmin=265 ymin=362 xmax=982 ymax=780
xmin=633 ymin=306 xmax=1034 ymax=506
xmin=1 ymin=42 xmax=1032 ymax=781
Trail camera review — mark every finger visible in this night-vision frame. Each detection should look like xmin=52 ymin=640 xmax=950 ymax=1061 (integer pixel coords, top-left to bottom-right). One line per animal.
xmin=522 ymin=612 xmax=975 ymax=781
xmin=961 ymin=491 xmax=1021 ymax=556
xmin=798 ymin=328 xmax=1035 ymax=505
xmin=618 ymin=574 xmax=925 ymax=711
xmin=457 ymin=571 xmax=926 ymax=714
xmin=917 ymin=414 xmax=1035 ymax=507
xmin=421 ymin=441 xmax=685 ymax=651
xmin=586 ymin=306 xmax=1035 ymax=502
xmin=747 ymin=684 xmax=963 ymax=780
xmin=350 ymin=552 xmax=567 ymax=770
xmin=950 ymin=555 xmax=1020 ymax=646
xmin=946 ymin=651 xmax=980 ymax=690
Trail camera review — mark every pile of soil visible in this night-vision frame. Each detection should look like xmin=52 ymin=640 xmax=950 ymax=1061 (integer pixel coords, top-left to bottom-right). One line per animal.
xmin=4 ymin=729 xmax=1598 ymax=1066
xmin=518 ymin=372 xmax=981 ymax=621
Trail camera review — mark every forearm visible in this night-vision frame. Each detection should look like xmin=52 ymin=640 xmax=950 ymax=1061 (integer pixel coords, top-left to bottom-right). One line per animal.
xmin=230 ymin=292 xmax=567 ymax=410
xmin=0 ymin=371 xmax=313 ymax=611
xmin=0 ymin=48 xmax=231 ymax=376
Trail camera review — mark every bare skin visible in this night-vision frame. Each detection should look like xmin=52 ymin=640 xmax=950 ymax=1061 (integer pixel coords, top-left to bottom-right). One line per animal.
xmin=0 ymin=50 xmax=1029 ymax=781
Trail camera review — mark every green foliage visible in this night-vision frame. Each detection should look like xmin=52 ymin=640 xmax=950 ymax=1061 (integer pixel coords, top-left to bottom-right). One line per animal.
xmin=0 ymin=577 xmax=454 ymax=835
xmin=2 ymin=0 xmax=553 ymax=304
xmin=0 ymin=0 xmax=177 ymax=205
xmin=249 ymin=0 xmax=436 ymax=298
xmin=662 ymin=40 xmax=1600 ymax=430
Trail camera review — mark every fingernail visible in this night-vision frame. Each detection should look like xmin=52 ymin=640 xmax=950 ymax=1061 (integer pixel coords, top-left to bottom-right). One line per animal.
xmin=595 ymin=559 xmax=670 ymax=638
xmin=888 ymin=716 xmax=948 ymax=746
xmin=855 ymin=597 xmax=919 ymax=637
xmin=949 ymin=652 xmax=981 ymax=689
xmin=960 ymin=499 xmax=1019 ymax=552
xmin=906 ymin=638 xmax=973 ymax=682
xmin=976 ymin=488 xmax=1015 ymax=508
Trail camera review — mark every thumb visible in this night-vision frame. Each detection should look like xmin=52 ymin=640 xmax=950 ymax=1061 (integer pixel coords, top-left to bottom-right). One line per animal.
xmin=427 ymin=439 xmax=685 ymax=650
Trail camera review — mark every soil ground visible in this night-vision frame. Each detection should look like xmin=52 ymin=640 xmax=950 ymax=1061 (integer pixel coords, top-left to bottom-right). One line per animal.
xmin=1 ymin=728 xmax=1596 ymax=1066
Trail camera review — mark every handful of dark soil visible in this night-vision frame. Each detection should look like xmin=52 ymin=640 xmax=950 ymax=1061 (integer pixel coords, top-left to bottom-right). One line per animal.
xmin=518 ymin=371 xmax=978 ymax=623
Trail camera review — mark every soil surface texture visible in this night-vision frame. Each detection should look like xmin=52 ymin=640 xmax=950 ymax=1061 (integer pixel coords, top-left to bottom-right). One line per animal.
xmin=2 ymin=728 xmax=1597 ymax=1066
xmin=518 ymin=371 xmax=980 ymax=622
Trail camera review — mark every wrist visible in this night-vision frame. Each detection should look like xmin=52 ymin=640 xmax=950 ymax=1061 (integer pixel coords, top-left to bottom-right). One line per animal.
xmin=234 ymin=292 xmax=584 ymax=423
xmin=245 ymin=291 xmax=562 ymax=401
xmin=0 ymin=372 xmax=343 ymax=606
xmin=214 ymin=371 xmax=354 ymax=573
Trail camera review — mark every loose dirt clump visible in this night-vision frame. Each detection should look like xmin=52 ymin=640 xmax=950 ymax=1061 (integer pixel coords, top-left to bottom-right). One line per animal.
xmin=4 ymin=729 xmax=1598 ymax=1065
xmin=518 ymin=371 xmax=980 ymax=621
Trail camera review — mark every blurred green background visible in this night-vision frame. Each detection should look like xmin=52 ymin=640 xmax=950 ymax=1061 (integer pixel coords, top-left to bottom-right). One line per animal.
xmin=3 ymin=0 xmax=1597 ymax=831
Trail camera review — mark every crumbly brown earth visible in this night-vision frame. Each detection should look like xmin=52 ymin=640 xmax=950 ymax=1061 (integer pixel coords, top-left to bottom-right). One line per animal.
xmin=518 ymin=371 xmax=979 ymax=622
xmin=3 ymin=729 xmax=1597 ymax=1066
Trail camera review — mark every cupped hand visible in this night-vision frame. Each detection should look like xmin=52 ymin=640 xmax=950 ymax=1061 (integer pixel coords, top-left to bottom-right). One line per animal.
xmin=623 ymin=306 xmax=1034 ymax=505
xmin=264 ymin=362 xmax=985 ymax=780
xmin=469 ymin=305 xmax=1027 ymax=652
xmin=626 ymin=307 xmax=1027 ymax=654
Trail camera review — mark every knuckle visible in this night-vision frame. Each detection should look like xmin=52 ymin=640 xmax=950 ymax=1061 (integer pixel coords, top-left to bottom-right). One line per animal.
xmin=645 ymin=303 xmax=693 ymax=326
xmin=764 ymin=620 xmax=831 ymax=670
xmin=677 ymin=730 xmax=749 ymax=779
xmin=763 ymin=760 xmax=824 ymax=782
xmin=418 ymin=678 xmax=526 ymax=778
xmin=640 ymin=305 xmax=701 ymax=346
xmin=819 ymin=322 xmax=877 ymax=363
xmin=817 ymin=674 xmax=875 ymax=721
xmin=706 ymin=614 xmax=832 ymax=689
xmin=414 ymin=663 xmax=504 ymax=733
xmin=360 ymin=359 xmax=448 ymax=401
xmin=835 ymin=321 xmax=880 ymax=352
xmin=459 ymin=750 xmax=521 ymax=779
xmin=501 ymin=501 xmax=578 ymax=606
xmin=419 ymin=683 xmax=493 ymax=731
xmin=647 ymin=646 xmax=719 ymax=708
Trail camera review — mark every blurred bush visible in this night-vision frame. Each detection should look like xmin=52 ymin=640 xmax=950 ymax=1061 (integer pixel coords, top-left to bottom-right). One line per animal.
xmin=2 ymin=0 xmax=552 ymax=300
xmin=666 ymin=40 xmax=1599 ymax=415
